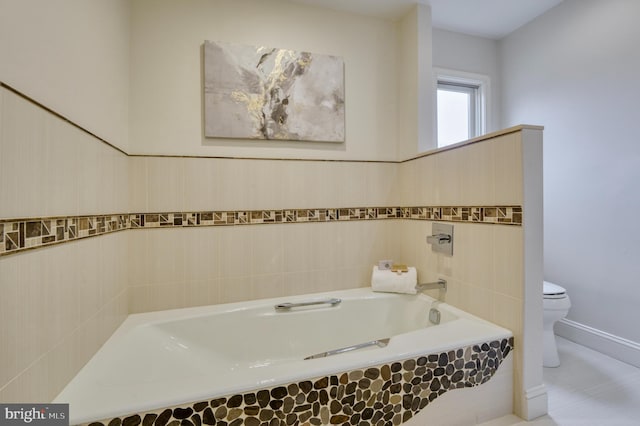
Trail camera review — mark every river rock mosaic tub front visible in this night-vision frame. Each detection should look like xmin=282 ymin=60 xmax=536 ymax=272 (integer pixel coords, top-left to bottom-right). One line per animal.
xmin=55 ymin=288 xmax=513 ymax=425
xmin=85 ymin=338 xmax=513 ymax=426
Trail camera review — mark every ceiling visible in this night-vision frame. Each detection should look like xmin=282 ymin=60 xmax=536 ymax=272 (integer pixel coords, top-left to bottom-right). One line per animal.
xmin=287 ymin=0 xmax=563 ymax=39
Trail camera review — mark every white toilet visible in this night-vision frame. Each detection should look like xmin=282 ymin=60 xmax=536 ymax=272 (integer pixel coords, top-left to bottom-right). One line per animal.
xmin=543 ymin=281 xmax=571 ymax=367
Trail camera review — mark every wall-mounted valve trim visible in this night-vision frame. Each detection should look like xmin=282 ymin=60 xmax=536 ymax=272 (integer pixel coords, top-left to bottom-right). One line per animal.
xmin=427 ymin=234 xmax=451 ymax=245
xmin=427 ymin=223 xmax=454 ymax=256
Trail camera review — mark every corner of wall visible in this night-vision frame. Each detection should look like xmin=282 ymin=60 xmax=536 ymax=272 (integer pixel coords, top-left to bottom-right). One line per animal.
xmin=395 ymin=3 xmax=435 ymax=161
xmin=519 ymin=127 xmax=546 ymax=419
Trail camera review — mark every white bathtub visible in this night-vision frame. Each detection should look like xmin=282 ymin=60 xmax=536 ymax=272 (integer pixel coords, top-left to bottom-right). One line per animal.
xmin=55 ymin=288 xmax=513 ymax=425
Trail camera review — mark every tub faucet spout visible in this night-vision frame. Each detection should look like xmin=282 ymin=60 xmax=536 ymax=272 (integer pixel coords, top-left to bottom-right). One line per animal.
xmin=415 ymin=279 xmax=447 ymax=292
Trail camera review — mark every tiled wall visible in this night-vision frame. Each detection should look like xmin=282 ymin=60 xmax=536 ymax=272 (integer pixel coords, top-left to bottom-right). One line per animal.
xmin=397 ymin=131 xmax=527 ymax=417
xmin=0 ymin=83 xmax=534 ymax=418
xmin=0 ymin=86 xmax=129 ymax=402
xmin=124 ymin=151 xmax=522 ymax=312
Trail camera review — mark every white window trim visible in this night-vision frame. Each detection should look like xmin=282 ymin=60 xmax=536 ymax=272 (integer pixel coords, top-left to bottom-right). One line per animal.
xmin=433 ymin=67 xmax=491 ymax=146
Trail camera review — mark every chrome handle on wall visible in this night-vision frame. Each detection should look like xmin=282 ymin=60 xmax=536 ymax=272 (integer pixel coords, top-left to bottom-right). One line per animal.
xmin=274 ymin=298 xmax=341 ymax=312
xmin=426 ymin=233 xmax=451 ymax=245
xmin=304 ymin=338 xmax=390 ymax=360
xmin=426 ymin=223 xmax=454 ymax=256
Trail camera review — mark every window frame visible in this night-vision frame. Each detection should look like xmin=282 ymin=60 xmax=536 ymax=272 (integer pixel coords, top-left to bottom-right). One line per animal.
xmin=434 ymin=68 xmax=490 ymax=148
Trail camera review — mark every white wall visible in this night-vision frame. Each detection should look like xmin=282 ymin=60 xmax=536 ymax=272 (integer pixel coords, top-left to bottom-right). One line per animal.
xmin=129 ymin=0 xmax=400 ymax=160
xmin=396 ymin=4 xmax=435 ymax=158
xmin=0 ymin=0 xmax=130 ymax=151
xmin=500 ymin=0 xmax=640 ymax=346
xmin=432 ymin=29 xmax=500 ymax=134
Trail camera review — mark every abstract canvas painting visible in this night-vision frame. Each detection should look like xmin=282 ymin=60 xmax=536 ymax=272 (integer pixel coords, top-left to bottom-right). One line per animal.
xmin=204 ymin=40 xmax=345 ymax=142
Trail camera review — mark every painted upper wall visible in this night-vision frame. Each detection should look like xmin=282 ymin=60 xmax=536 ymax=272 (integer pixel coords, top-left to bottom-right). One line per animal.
xmin=500 ymin=0 xmax=640 ymax=344
xmin=0 ymin=0 xmax=130 ymax=151
xmin=129 ymin=0 xmax=408 ymax=160
xmin=432 ymin=28 xmax=500 ymax=134
xmin=396 ymin=4 xmax=435 ymax=158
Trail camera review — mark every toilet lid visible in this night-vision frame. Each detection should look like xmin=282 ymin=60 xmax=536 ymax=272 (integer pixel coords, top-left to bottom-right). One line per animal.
xmin=544 ymin=281 xmax=566 ymax=296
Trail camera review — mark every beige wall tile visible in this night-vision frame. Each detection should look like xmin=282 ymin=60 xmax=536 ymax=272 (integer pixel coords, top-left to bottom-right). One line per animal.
xmin=494 ymin=226 xmax=524 ymax=299
xmin=334 ymin=221 xmax=362 ymax=269
xmin=397 ymin=159 xmax=416 ymax=206
xmin=336 ymin=162 xmax=368 ymax=207
xmin=16 ymin=249 xmax=49 ymax=375
xmin=146 ymin=228 xmax=185 ymax=286
xmin=0 ymin=353 xmax=49 ymax=403
xmin=0 ymin=91 xmax=47 ymax=218
xmin=463 ymin=224 xmax=495 ymax=291
xmin=45 ymin=242 xmax=80 ymax=349
xmin=461 ymin=141 xmax=496 ymax=205
xmin=96 ymin=290 xmax=128 ymax=356
xmin=460 ymin=283 xmax=495 ymax=321
xmin=100 ymin=232 xmax=128 ymax=305
xmin=220 ymin=276 xmax=252 ymax=304
xmin=77 ymin=131 xmax=101 ymax=215
xmin=493 ymin=133 xmax=523 ymax=205
xmin=114 ymin=150 xmax=130 ymax=214
xmin=129 ymin=285 xmax=152 ymax=314
xmin=46 ymin=338 xmax=75 ymax=402
xmin=493 ymin=293 xmax=523 ymax=337
xmin=307 ymin=223 xmax=340 ymax=270
xmin=216 ymin=159 xmax=252 ymax=210
xmin=281 ymin=161 xmax=311 ymax=209
xmin=128 ymin=156 xmax=148 ymax=212
xmin=248 ymin=160 xmax=284 ymax=211
xmin=45 ymin=116 xmax=79 ymax=216
xmin=70 ymin=313 xmax=101 ymax=380
xmin=184 ymin=227 xmax=219 ymax=283
xmin=397 ymin=220 xmax=419 ymax=268
xmin=434 ymin=149 xmax=463 ymax=206
xmin=147 ymin=156 xmax=184 ymax=212
xmin=0 ymin=255 xmax=19 ymax=388
xmin=183 ymin=157 xmax=218 ymax=211
xmin=283 ymin=270 xmax=328 ymax=296
xmin=1 ymin=234 xmax=129 ymax=403
xmin=98 ymin=142 xmax=117 ymax=215
xmin=251 ymin=225 xmax=283 ymax=275
xmin=367 ymin=162 xmax=399 ymax=207
xmin=252 ymin=273 xmax=285 ymax=300
xmin=361 ymin=222 xmax=393 ymax=268
xmin=414 ymin=155 xmax=438 ymax=206
xmin=127 ymin=230 xmax=149 ymax=287
xmin=283 ymin=224 xmax=312 ymax=273
xmin=76 ymin=239 xmax=101 ymax=322
xmin=219 ymin=226 xmax=252 ymax=279
xmin=185 ymin=279 xmax=218 ymax=307
xmin=150 ymin=284 xmax=186 ymax=312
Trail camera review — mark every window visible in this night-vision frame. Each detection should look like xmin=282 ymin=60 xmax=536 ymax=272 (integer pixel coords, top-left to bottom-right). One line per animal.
xmin=435 ymin=70 xmax=488 ymax=148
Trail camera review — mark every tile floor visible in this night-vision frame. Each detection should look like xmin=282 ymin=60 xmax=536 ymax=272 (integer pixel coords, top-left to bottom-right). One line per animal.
xmin=483 ymin=336 xmax=640 ymax=426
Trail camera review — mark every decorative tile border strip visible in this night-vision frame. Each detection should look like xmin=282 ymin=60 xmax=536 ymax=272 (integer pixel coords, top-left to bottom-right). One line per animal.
xmin=0 ymin=206 xmax=521 ymax=257
xmin=0 ymin=215 xmax=130 ymax=256
xmin=403 ymin=206 xmax=522 ymax=224
xmin=83 ymin=337 xmax=513 ymax=426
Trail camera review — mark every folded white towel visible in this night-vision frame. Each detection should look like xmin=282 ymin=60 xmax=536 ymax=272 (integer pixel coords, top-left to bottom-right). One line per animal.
xmin=371 ymin=266 xmax=418 ymax=295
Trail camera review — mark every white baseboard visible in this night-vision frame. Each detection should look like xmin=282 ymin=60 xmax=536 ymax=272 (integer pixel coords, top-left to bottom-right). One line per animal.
xmin=556 ymin=318 xmax=640 ymax=368
xmin=520 ymin=384 xmax=548 ymax=421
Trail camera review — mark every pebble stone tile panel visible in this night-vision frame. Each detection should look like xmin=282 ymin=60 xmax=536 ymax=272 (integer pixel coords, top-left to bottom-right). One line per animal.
xmin=83 ymin=337 xmax=513 ymax=426
xmin=0 ymin=206 xmax=521 ymax=257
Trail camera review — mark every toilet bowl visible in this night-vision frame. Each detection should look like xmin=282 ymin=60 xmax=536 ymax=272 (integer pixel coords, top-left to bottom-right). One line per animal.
xmin=543 ymin=281 xmax=571 ymax=367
